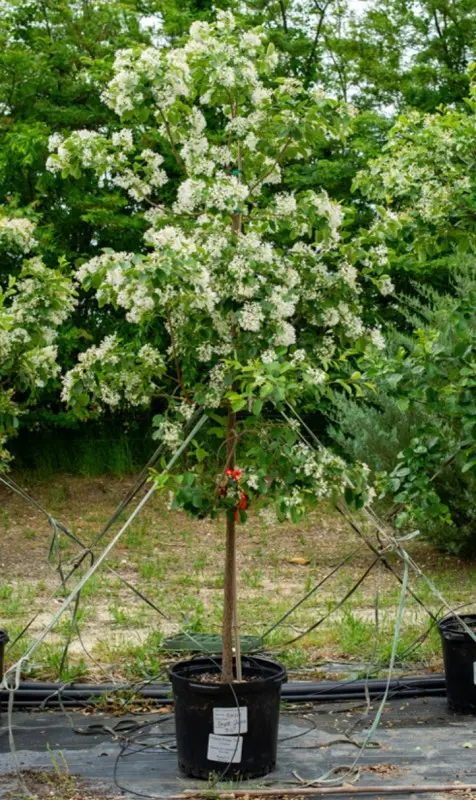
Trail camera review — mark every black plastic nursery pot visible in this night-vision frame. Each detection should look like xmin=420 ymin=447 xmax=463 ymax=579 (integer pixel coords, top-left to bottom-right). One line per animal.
xmin=438 ymin=614 xmax=476 ymax=713
xmin=170 ymin=655 xmax=287 ymax=779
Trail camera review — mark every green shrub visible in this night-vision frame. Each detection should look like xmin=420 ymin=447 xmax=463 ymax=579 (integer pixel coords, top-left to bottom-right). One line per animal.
xmin=329 ymin=260 xmax=476 ymax=557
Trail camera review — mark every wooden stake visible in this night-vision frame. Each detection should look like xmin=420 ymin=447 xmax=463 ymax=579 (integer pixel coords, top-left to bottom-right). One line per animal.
xmin=169 ymin=781 xmax=476 ymax=799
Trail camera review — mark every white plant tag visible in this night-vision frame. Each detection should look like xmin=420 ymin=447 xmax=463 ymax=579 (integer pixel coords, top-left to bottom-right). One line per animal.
xmin=207 ymin=734 xmax=243 ymax=763
xmin=213 ymin=706 xmax=248 ymax=735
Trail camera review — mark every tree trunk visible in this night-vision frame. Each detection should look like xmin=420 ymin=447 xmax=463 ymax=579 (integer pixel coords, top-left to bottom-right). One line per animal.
xmin=221 ymin=209 xmax=242 ymax=683
xmin=221 ymin=405 xmax=238 ymax=683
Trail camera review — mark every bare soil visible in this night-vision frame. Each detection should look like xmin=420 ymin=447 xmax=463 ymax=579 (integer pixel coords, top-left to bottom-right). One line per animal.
xmin=0 ymin=768 xmax=121 ymax=800
xmin=191 ymin=671 xmax=260 ymax=684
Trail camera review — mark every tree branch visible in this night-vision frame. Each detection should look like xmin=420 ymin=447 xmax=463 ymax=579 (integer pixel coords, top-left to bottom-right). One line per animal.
xmin=166 ymin=307 xmax=183 ymax=390
xmin=277 ymin=0 xmax=288 ymax=33
xmin=305 ymin=0 xmax=332 ymax=81
xmin=156 ymin=108 xmax=187 ymax=174
xmin=248 ymin=137 xmax=292 ymax=194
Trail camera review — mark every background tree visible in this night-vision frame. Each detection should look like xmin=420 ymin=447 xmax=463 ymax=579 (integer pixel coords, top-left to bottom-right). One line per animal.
xmin=0 ymin=0 xmax=166 ymax=278
xmin=0 ymin=213 xmax=75 ymax=466
xmin=354 ymin=65 xmax=476 ymax=293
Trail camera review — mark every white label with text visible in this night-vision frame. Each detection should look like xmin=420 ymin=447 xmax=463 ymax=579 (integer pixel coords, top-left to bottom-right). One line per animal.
xmin=207 ymin=734 xmax=243 ymax=763
xmin=213 ymin=706 xmax=248 ymax=735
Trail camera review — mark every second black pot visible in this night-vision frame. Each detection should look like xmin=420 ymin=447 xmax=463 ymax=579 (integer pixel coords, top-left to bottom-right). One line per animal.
xmin=438 ymin=613 xmax=476 ymax=713
xmin=169 ymin=655 xmax=287 ymax=779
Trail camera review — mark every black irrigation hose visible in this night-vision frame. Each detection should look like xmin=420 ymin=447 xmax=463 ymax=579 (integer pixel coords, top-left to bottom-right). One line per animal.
xmin=0 ymin=674 xmax=447 ymax=710
xmin=1 ymin=674 xmax=447 ymax=692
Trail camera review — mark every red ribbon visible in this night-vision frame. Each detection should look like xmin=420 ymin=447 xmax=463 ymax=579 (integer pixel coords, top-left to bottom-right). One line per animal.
xmin=223 ymin=469 xmax=248 ymax=520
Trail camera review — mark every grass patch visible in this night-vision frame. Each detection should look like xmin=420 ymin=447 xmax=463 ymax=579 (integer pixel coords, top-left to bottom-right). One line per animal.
xmin=1 ymin=474 xmax=473 ymax=682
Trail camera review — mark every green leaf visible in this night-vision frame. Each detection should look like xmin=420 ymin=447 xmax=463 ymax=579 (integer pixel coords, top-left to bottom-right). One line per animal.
xmin=208 ymin=426 xmax=226 ymax=439
xmin=230 ymin=396 xmax=247 ymax=412
xmin=252 ymin=399 xmax=263 ymax=416
xmin=260 ymin=382 xmax=274 ymax=398
xmin=290 ymin=506 xmax=299 ymax=523
xmin=396 ymin=396 xmax=410 ymax=412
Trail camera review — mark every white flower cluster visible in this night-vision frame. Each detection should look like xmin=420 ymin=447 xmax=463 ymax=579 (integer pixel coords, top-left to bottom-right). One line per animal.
xmin=62 ymin=334 xmax=164 ymax=410
xmin=112 ymin=128 xmax=134 ymax=151
xmin=274 ymin=193 xmax=297 ymax=216
xmin=154 ymin=419 xmax=183 ymax=451
xmin=9 ymin=257 xmax=76 ymax=332
xmin=240 ymin=302 xmax=264 ymax=332
xmin=369 ymin=328 xmax=385 ymax=350
xmin=306 ymin=367 xmax=326 ymax=386
xmin=378 ymin=276 xmax=394 ymax=296
xmin=308 ymin=192 xmax=344 ymax=241
xmin=203 ymin=361 xmax=227 ymax=408
xmin=0 ymin=216 xmax=37 ymax=253
xmin=339 ymin=261 xmax=359 ymax=290
xmin=291 ymin=441 xmax=348 ymax=499
xmin=322 ymin=302 xmax=364 ymax=340
xmin=100 ymin=49 xmax=144 ymax=115
xmin=21 ymin=346 xmax=60 ymax=388
xmin=140 ymin=149 xmax=168 ymax=189
xmin=209 ymin=173 xmax=249 ymax=212
xmin=274 ymin=321 xmax=296 ymax=347
xmin=261 ymin=349 xmax=276 ymax=364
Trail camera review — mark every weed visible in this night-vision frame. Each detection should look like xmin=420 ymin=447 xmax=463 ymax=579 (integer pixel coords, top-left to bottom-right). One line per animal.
xmin=46 ymin=746 xmax=75 ymax=796
xmin=125 ymin=520 xmax=149 ymax=547
xmin=274 ymin=646 xmax=310 ymax=668
xmin=0 ymin=584 xmax=13 ymax=601
xmin=241 ymin=568 xmax=264 ymax=589
xmin=338 ymin=610 xmax=375 ymax=657
xmin=203 ymin=569 xmax=224 ymax=589
xmin=2 ymin=594 xmax=25 ymax=617
xmin=33 ymin=643 xmax=89 ymax=682
xmin=109 ymin=605 xmax=135 ymax=626
xmin=193 ymin=552 xmax=209 ymax=571
xmin=176 ymin=574 xmax=199 ymax=588
xmin=182 ymin=599 xmax=207 ymax=633
xmin=77 ymin=575 xmax=102 ymax=599
xmin=47 ymin=484 xmax=69 ymax=507
xmin=139 ymin=561 xmax=166 ymax=581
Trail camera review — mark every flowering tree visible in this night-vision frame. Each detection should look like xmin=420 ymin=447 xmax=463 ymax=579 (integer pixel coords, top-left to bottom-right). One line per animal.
xmin=0 ymin=215 xmax=75 ymax=467
xmin=354 ymin=65 xmax=476 ymax=281
xmin=48 ymin=12 xmax=390 ymax=681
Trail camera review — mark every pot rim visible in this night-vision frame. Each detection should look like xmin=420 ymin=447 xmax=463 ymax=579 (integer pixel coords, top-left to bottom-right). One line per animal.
xmin=169 ymin=655 xmax=287 ymax=694
xmin=438 ymin=613 xmax=476 ymax=641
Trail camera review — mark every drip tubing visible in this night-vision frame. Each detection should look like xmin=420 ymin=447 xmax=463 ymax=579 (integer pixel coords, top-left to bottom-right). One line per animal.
xmin=0 ymin=674 xmax=446 ymax=710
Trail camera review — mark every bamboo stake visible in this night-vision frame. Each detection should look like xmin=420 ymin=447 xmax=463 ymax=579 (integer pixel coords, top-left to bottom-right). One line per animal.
xmin=169 ymin=782 xmax=476 ymax=799
xmin=232 ymin=549 xmax=242 ymax=681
